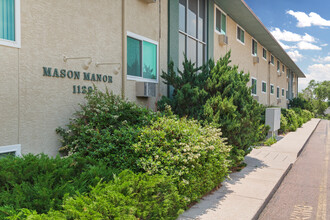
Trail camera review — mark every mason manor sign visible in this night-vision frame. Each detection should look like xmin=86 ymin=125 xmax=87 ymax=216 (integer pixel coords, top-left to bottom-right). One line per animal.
xmin=42 ymin=67 xmax=113 ymax=94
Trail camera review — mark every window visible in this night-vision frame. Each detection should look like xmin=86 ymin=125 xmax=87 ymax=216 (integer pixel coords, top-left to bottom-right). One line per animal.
xmin=0 ymin=0 xmax=20 ymax=48
xmin=215 ymin=8 xmax=226 ymax=34
xmin=263 ymin=48 xmax=267 ymax=60
xmin=0 ymin=144 xmax=21 ymax=158
xmin=282 ymin=64 xmax=285 ymax=72
xmin=252 ymin=39 xmax=257 ymax=56
xmin=277 ymin=87 xmax=280 ymax=98
xmin=270 ymin=84 xmax=274 ymax=94
xmin=282 ymin=88 xmax=285 ymax=97
xmin=262 ymin=81 xmax=267 ymax=93
xmin=237 ymin=26 xmax=245 ymax=44
xmin=127 ymin=32 xmax=158 ymax=82
xmin=270 ymin=55 xmax=274 ymax=65
xmin=277 ymin=60 xmax=280 ymax=72
xmin=179 ymin=0 xmax=206 ymax=69
xmin=251 ymin=78 xmax=257 ymax=95
xmin=286 ymin=90 xmax=289 ymax=99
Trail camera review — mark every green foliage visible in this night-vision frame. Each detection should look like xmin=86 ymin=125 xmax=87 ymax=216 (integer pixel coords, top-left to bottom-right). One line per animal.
xmin=301 ymin=80 xmax=329 ymax=117
xmin=158 ymin=58 xmax=213 ymax=120
xmin=281 ymin=109 xmax=299 ymax=131
xmin=279 ymin=114 xmax=289 ymax=134
xmin=159 ymin=51 xmax=267 ymax=165
xmin=0 ymin=154 xmax=119 ymax=218
xmin=134 ymin=111 xmax=231 ymax=203
xmin=289 ymin=96 xmax=313 ymax=112
xmin=204 ymin=53 xmax=266 ymax=157
xmin=264 ymin=136 xmax=277 ymax=146
xmin=14 ymin=170 xmax=184 ymax=220
xmin=56 ymin=87 xmax=158 ymax=170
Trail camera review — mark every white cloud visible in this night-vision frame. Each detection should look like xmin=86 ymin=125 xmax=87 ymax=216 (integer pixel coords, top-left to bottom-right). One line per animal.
xmin=297 ymin=41 xmax=322 ymax=50
xmin=278 ymin=41 xmax=297 ymax=50
xmin=321 ymin=43 xmax=328 ymax=47
xmin=270 ymin=28 xmax=315 ymax=42
xmin=287 ymin=50 xmax=303 ymax=62
xmin=299 ymin=64 xmax=330 ymax=91
xmin=287 ymin=10 xmax=330 ymax=28
xmin=312 ymin=56 xmax=330 ymax=63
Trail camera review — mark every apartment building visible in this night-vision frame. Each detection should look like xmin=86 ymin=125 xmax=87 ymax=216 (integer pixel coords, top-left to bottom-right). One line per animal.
xmin=0 ymin=0 xmax=304 ymax=156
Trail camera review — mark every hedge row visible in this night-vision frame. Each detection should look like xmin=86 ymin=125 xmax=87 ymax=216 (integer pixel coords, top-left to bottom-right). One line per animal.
xmin=279 ymin=108 xmax=313 ymax=134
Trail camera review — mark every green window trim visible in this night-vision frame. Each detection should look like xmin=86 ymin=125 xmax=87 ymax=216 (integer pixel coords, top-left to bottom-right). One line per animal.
xmin=270 ymin=84 xmax=274 ymax=94
xmin=252 ymin=39 xmax=257 ymax=56
xmin=251 ymin=78 xmax=257 ymax=95
xmin=262 ymin=81 xmax=267 ymax=93
xmin=215 ymin=7 xmax=226 ymax=34
xmin=262 ymin=48 xmax=267 ymax=60
xmin=127 ymin=32 xmax=158 ymax=82
xmin=237 ymin=26 xmax=245 ymax=44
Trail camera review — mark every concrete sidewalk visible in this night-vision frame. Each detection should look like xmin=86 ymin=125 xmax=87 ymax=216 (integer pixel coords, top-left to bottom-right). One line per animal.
xmin=178 ymin=118 xmax=321 ymax=220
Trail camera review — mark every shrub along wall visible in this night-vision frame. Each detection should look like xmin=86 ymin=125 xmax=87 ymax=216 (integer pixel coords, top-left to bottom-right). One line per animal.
xmin=2 ymin=90 xmax=232 ymax=220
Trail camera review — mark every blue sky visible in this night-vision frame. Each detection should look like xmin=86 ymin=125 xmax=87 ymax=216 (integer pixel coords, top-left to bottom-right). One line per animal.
xmin=244 ymin=0 xmax=330 ymax=91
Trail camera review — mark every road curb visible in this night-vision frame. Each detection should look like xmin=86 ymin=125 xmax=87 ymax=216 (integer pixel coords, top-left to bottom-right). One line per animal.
xmin=252 ymin=119 xmax=321 ymax=220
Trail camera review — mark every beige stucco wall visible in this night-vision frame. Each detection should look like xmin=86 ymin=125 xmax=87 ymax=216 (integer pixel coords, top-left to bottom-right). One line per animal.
xmin=0 ymin=0 xmax=168 ymax=156
xmin=213 ymin=4 xmax=289 ymax=108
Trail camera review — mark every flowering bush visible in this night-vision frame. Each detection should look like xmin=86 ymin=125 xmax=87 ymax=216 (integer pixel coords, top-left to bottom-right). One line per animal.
xmin=134 ymin=110 xmax=231 ymax=203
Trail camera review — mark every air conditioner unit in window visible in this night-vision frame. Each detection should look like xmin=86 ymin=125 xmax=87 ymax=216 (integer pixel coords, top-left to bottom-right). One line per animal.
xmin=218 ymin=34 xmax=228 ymax=46
xmin=253 ymin=56 xmax=259 ymax=64
xmin=142 ymin=0 xmax=157 ymax=3
xmin=277 ymin=71 xmax=282 ymax=77
xmin=277 ymin=99 xmax=281 ymax=104
xmin=136 ymin=82 xmax=156 ymax=97
xmin=252 ymin=95 xmax=259 ymax=101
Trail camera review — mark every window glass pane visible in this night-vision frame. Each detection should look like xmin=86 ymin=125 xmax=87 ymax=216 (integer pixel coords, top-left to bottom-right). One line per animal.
xmin=198 ymin=42 xmax=204 ymax=68
xmin=237 ymin=27 xmax=240 ymax=40
xmin=221 ymin=13 xmax=226 ymax=34
xmin=179 ymin=33 xmax=186 ymax=71
xmin=187 ymin=37 xmax=197 ymax=64
xmin=198 ymin=0 xmax=204 ymax=41
xmin=187 ymin=0 xmax=197 ymax=37
xmin=0 ymin=0 xmax=15 ymax=41
xmin=179 ymin=0 xmax=186 ymax=31
xmin=262 ymin=82 xmax=266 ymax=92
xmin=127 ymin=37 xmax=141 ymax=77
xmin=263 ymin=49 xmax=266 ymax=59
xmin=142 ymin=41 xmax=157 ymax=80
xmin=252 ymin=79 xmax=257 ymax=94
xmin=241 ymin=30 xmax=245 ymax=43
xmin=277 ymin=87 xmax=280 ymax=98
xmin=0 ymin=151 xmax=15 ymax=159
xmin=282 ymin=89 xmax=284 ymax=96
xmin=216 ymin=9 xmax=220 ymax=32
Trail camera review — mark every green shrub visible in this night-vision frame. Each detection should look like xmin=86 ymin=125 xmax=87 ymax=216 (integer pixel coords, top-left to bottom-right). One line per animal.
xmin=264 ymin=136 xmax=277 ymax=146
xmin=282 ymin=109 xmax=299 ymax=131
xmin=204 ymin=53 xmax=266 ymax=159
xmin=134 ymin=110 xmax=231 ymax=204
xmin=13 ymin=170 xmax=184 ymax=220
xmin=279 ymin=114 xmax=289 ymax=134
xmin=159 ymin=51 xmax=266 ymax=165
xmin=0 ymin=154 xmax=119 ymax=218
xmin=56 ymin=88 xmax=158 ymax=170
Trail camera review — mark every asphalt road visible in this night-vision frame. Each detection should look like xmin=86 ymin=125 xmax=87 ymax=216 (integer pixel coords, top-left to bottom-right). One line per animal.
xmin=258 ymin=120 xmax=330 ymax=220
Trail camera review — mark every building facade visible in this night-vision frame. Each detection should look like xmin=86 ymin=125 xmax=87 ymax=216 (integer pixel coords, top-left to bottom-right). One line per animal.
xmin=0 ymin=0 xmax=304 ymax=157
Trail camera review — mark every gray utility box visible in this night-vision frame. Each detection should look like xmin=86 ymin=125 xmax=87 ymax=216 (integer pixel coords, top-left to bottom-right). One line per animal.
xmin=265 ymin=108 xmax=281 ymax=136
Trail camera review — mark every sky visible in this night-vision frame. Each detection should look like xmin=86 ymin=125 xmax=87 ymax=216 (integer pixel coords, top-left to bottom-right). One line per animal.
xmin=244 ymin=0 xmax=330 ymax=92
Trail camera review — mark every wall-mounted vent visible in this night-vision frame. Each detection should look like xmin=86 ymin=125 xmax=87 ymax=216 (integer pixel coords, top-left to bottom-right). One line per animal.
xmin=142 ymin=0 xmax=157 ymax=3
xmin=136 ymin=82 xmax=156 ymax=97
xmin=253 ymin=56 xmax=259 ymax=64
xmin=218 ymin=34 xmax=228 ymax=46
